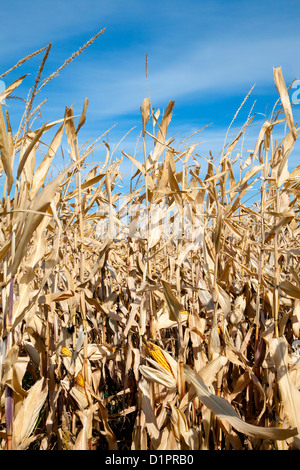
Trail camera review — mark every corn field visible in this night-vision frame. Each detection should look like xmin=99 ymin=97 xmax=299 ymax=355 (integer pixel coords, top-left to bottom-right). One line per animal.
xmin=0 ymin=32 xmax=300 ymax=451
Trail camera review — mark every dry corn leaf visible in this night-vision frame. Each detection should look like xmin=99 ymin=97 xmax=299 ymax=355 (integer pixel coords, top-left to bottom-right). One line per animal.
xmin=140 ymin=378 xmax=160 ymax=446
xmin=276 ymin=131 xmax=295 ymax=187
xmin=170 ymin=403 xmax=199 ymax=449
xmin=22 ymin=341 xmax=40 ymax=366
xmin=13 ymin=378 xmax=48 ymax=449
xmin=38 ymin=290 xmax=75 ymax=305
xmin=0 ymin=104 xmax=13 ymax=192
xmin=198 ymin=355 xmax=228 ymax=385
xmin=2 ymin=345 xmax=19 ymax=385
xmin=273 ymin=66 xmax=297 ymax=140
xmin=17 ymin=123 xmax=48 ymax=180
xmin=168 ymin=162 xmax=183 ymax=215
xmin=139 ymin=364 xmax=177 ymax=389
xmin=11 ymin=154 xmax=87 ymax=277
xmin=69 ymin=383 xmax=90 ymax=410
xmin=253 ymin=122 xmax=271 ymax=162
xmin=140 ymin=97 xmax=150 ymax=136
xmin=161 ymin=279 xmax=182 ymax=323
xmin=184 ymin=365 xmax=297 ymax=440
xmin=76 ymin=97 xmax=89 ymax=134
xmin=73 ymin=405 xmax=97 ymax=450
xmin=123 ymin=150 xmax=155 ymax=190
xmin=268 ymin=336 xmax=300 ymax=449
xmin=291 ymin=299 xmax=300 ymax=338
xmin=230 ymin=294 xmax=246 ymax=325
xmin=97 ymin=401 xmax=118 ymax=450
xmin=279 ymin=281 xmax=300 ymax=300
xmin=0 ymin=74 xmax=27 ymax=102
xmin=148 ymin=203 xmax=166 ymax=249
xmin=30 ymin=120 xmax=65 ymax=199
xmin=265 ymin=214 xmax=294 ymax=243
xmin=151 ymin=100 xmax=175 ymax=164
xmin=64 ymin=106 xmax=77 ymax=161
xmin=6 ymin=357 xmax=30 ymax=400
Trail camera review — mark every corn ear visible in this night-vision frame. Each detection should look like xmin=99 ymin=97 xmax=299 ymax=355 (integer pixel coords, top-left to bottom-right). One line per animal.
xmin=61 ymin=347 xmax=72 ymax=357
xmin=180 ymin=310 xmax=189 ymax=315
xmin=147 ymin=342 xmax=174 ymax=376
xmin=76 ymin=372 xmax=85 ymax=388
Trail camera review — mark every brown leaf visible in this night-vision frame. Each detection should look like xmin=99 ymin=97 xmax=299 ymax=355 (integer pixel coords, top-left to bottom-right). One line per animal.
xmin=274 ymin=67 xmax=297 ymax=140
xmin=76 ymin=97 xmax=89 ymax=134
xmin=13 ymin=378 xmax=48 ymax=449
xmin=268 ymin=337 xmax=300 ymax=448
xmin=279 ymin=281 xmax=300 ymax=300
xmin=184 ymin=365 xmax=297 ymax=440
xmin=0 ymin=105 xmax=13 ymax=192
xmin=161 ymin=279 xmax=183 ymax=323
xmin=140 ymin=97 xmax=150 ymax=136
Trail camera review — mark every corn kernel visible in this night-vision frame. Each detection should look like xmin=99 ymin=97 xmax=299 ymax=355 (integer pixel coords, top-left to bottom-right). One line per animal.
xmin=147 ymin=342 xmax=174 ymax=376
xmin=61 ymin=347 xmax=72 ymax=357
xmin=76 ymin=372 xmax=85 ymax=388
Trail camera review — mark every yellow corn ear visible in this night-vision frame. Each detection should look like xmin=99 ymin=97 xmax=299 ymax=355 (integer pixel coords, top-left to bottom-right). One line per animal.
xmin=147 ymin=342 xmax=174 ymax=376
xmin=61 ymin=347 xmax=72 ymax=357
xmin=76 ymin=372 xmax=85 ymax=388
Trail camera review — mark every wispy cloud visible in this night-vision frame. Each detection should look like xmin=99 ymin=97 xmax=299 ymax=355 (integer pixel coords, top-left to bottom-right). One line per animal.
xmin=28 ymin=25 xmax=299 ymax=137
xmin=2 ymin=0 xmax=300 ymax=189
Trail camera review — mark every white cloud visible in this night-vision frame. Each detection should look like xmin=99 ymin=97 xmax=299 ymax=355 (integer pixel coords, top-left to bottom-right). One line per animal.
xmin=2 ymin=0 xmax=300 ymax=185
xmin=55 ymin=31 xmax=300 ymax=124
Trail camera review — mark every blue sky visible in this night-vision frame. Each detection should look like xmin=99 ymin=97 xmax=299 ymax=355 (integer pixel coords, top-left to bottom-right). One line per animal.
xmin=1 ymin=0 xmax=300 ymax=194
